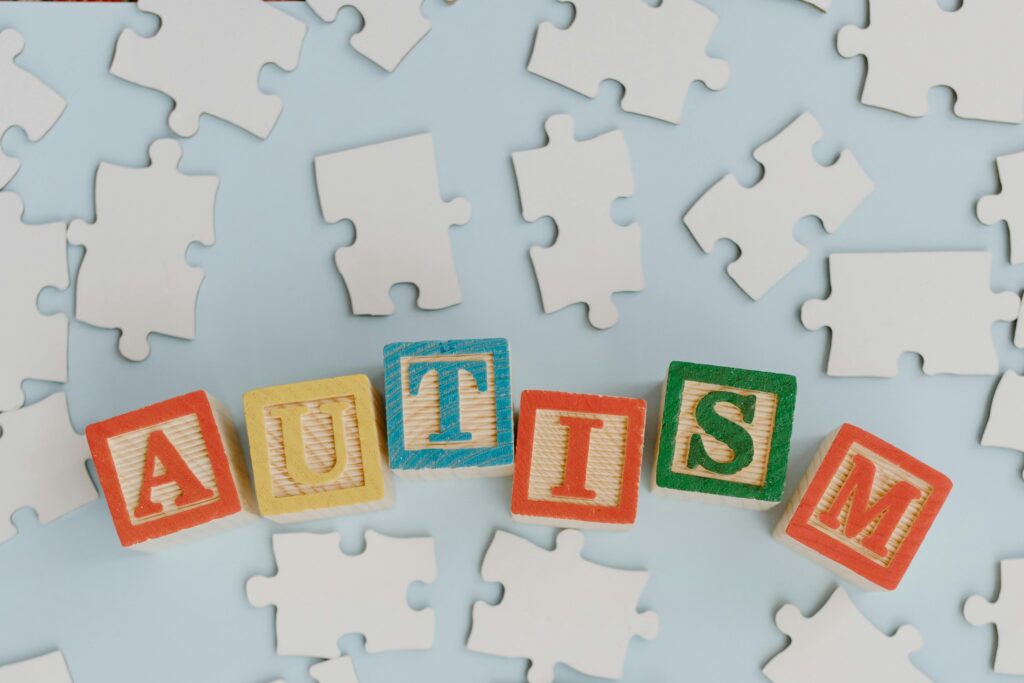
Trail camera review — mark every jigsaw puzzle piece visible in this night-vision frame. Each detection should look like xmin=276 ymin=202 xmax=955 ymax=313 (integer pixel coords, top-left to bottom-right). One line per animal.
xmin=307 ymin=0 xmax=430 ymax=72
xmin=315 ymin=133 xmax=470 ymax=315
xmin=0 ymin=651 xmax=73 ymax=683
xmin=68 ymin=139 xmax=219 ymax=361
xmin=982 ymin=371 xmax=1024 ymax=476
xmin=0 ymin=29 xmax=66 ymax=189
xmin=468 ymin=529 xmax=658 ymax=683
xmin=978 ymin=150 xmax=1024 ymax=264
xmin=765 ymin=587 xmax=930 ymax=683
xmin=0 ymin=393 xmax=97 ymax=544
xmin=965 ymin=558 xmax=1024 ymax=674
xmin=247 ymin=530 xmax=436 ymax=658
xmin=267 ymin=657 xmax=359 ymax=683
xmin=0 ymin=191 xmax=68 ymax=411
xmin=528 ymin=0 xmax=728 ymax=123
xmin=111 ymin=0 xmax=306 ymax=138
xmin=513 ymin=115 xmax=644 ymax=329
xmin=685 ymin=112 xmax=872 ymax=299
xmin=801 ymin=252 xmax=1019 ymax=377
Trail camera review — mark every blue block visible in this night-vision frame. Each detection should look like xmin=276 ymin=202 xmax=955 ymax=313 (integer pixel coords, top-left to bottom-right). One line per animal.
xmin=384 ymin=338 xmax=514 ymax=476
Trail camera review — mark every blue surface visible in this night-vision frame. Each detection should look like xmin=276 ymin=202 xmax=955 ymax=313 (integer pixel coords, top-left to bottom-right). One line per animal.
xmin=0 ymin=1 xmax=1021 ymax=681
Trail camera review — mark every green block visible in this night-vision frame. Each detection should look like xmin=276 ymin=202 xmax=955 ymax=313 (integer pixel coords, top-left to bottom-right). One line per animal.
xmin=654 ymin=361 xmax=797 ymax=508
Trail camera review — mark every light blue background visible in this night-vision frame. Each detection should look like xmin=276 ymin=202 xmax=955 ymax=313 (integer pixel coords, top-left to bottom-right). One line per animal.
xmin=0 ymin=1 xmax=1020 ymax=681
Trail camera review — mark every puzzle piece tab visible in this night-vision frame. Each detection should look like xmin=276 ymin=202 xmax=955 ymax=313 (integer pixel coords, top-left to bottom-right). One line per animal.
xmin=802 ymin=252 xmax=1018 ymax=377
xmin=0 ymin=191 xmax=68 ymax=411
xmin=268 ymin=657 xmax=359 ymax=683
xmin=513 ymin=115 xmax=644 ymax=329
xmin=685 ymin=113 xmax=872 ymax=300
xmin=0 ymin=651 xmax=74 ymax=683
xmin=837 ymin=0 xmax=1024 ymax=123
xmin=764 ymin=586 xmax=931 ymax=683
xmin=978 ymin=150 xmax=1024 ymax=264
xmin=110 ymin=0 xmax=306 ymax=138
xmin=0 ymin=393 xmax=97 ymax=545
xmin=965 ymin=557 xmax=1024 ymax=674
xmin=315 ymin=133 xmax=470 ymax=315
xmin=0 ymin=29 xmax=66 ymax=189
xmin=528 ymin=0 xmax=729 ymax=123
xmin=69 ymin=139 xmax=219 ymax=361
xmin=982 ymin=371 xmax=1024 ymax=477
xmin=247 ymin=530 xmax=436 ymax=658
xmin=307 ymin=0 xmax=430 ymax=72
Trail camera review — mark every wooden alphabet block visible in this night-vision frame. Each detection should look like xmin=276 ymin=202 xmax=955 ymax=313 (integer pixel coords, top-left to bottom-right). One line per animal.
xmin=774 ymin=424 xmax=952 ymax=590
xmin=653 ymin=361 xmax=796 ymax=508
xmin=244 ymin=374 xmax=392 ymax=522
xmin=383 ymin=338 xmax=514 ymax=478
xmin=511 ymin=390 xmax=646 ymax=529
xmin=86 ymin=390 xmax=255 ymax=551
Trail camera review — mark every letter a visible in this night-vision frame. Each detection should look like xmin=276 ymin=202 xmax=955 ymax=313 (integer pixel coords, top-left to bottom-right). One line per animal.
xmin=134 ymin=430 xmax=215 ymax=518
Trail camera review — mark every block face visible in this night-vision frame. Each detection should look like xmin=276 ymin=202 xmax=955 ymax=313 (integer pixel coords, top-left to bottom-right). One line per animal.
xmin=655 ymin=362 xmax=796 ymax=505
xmin=512 ymin=390 xmax=646 ymax=528
xmin=86 ymin=390 xmax=245 ymax=547
xmin=244 ymin=375 xmax=389 ymax=518
xmin=779 ymin=424 xmax=952 ymax=590
xmin=383 ymin=338 xmax=514 ymax=475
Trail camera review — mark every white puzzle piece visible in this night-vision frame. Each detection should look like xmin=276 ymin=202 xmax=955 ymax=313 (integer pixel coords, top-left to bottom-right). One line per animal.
xmin=764 ymin=587 xmax=931 ymax=683
xmin=268 ymin=657 xmax=359 ymax=683
xmin=110 ymin=0 xmax=307 ymax=138
xmin=802 ymin=252 xmax=1019 ymax=377
xmin=684 ymin=112 xmax=873 ymax=300
xmin=837 ymin=0 xmax=1024 ymax=123
xmin=982 ymin=371 xmax=1024 ymax=476
xmin=800 ymin=0 xmax=831 ymax=11
xmin=68 ymin=139 xmax=219 ymax=361
xmin=0 ymin=651 xmax=73 ymax=683
xmin=468 ymin=529 xmax=659 ymax=683
xmin=0 ymin=29 xmax=66 ymax=190
xmin=0 ymin=192 xmax=68 ymax=412
xmin=528 ymin=0 xmax=728 ymax=124
xmin=965 ymin=558 xmax=1024 ymax=674
xmin=978 ymin=151 xmax=1024 ymax=265
xmin=512 ymin=114 xmax=644 ymax=329
xmin=315 ymin=133 xmax=470 ymax=315
xmin=0 ymin=393 xmax=97 ymax=544
xmin=306 ymin=0 xmax=430 ymax=72
xmin=246 ymin=531 xmax=436 ymax=658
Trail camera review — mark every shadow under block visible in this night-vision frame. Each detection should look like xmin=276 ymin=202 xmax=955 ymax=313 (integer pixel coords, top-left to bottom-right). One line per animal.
xmin=244 ymin=374 xmax=392 ymax=522
xmin=86 ymin=390 xmax=256 ymax=551
xmin=774 ymin=424 xmax=952 ymax=590
xmin=384 ymin=338 xmax=514 ymax=478
xmin=511 ymin=390 xmax=646 ymax=529
xmin=653 ymin=361 xmax=796 ymax=509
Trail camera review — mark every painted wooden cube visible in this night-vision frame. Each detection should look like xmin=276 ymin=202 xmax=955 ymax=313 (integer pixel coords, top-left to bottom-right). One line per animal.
xmin=86 ymin=390 xmax=256 ymax=551
xmin=511 ymin=390 xmax=646 ymax=529
xmin=244 ymin=374 xmax=392 ymax=522
xmin=653 ymin=361 xmax=796 ymax=509
xmin=383 ymin=338 xmax=514 ymax=478
xmin=774 ymin=424 xmax=952 ymax=590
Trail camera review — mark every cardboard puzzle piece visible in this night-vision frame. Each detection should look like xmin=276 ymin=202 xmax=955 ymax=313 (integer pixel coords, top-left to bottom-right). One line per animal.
xmin=0 ymin=651 xmax=73 ymax=683
xmin=978 ymin=150 xmax=1024 ymax=265
xmin=653 ymin=361 xmax=796 ymax=508
xmin=315 ymin=133 xmax=471 ymax=315
xmin=86 ymin=390 xmax=255 ymax=551
xmin=383 ymin=338 xmax=514 ymax=478
xmin=764 ymin=586 xmax=931 ymax=683
xmin=469 ymin=529 xmax=659 ymax=683
xmin=800 ymin=0 xmax=831 ymax=11
xmin=0 ymin=393 xmax=97 ymax=545
xmin=965 ymin=558 xmax=1024 ymax=674
xmin=110 ymin=0 xmax=306 ymax=138
xmin=246 ymin=530 xmax=436 ymax=658
xmin=306 ymin=0 xmax=430 ymax=72
xmin=513 ymin=115 xmax=643 ymax=329
xmin=0 ymin=29 xmax=66 ymax=190
xmin=243 ymin=374 xmax=393 ymax=522
xmin=268 ymin=657 xmax=359 ymax=683
xmin=0 ymin=191 xmax=68 ymax=411
xmin=837 ymin=0 xmax=1024 ymax=123
xmin=511 ymin=390 xmax=646 ymax=529
xmin=774 ymin=424 xmax=951 ymax=591
xmin=68 ymin=139 xmax=219 ymax=361
xmin=982 ymin=371 xmax=1024 ymax=477
xmin=802 ymin=252 xmax=1018 ymax=377
xmin=684 ymin=113 xmax=873 ymax=300
xmin=528 ymin=0 xmax=728 ymax=123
